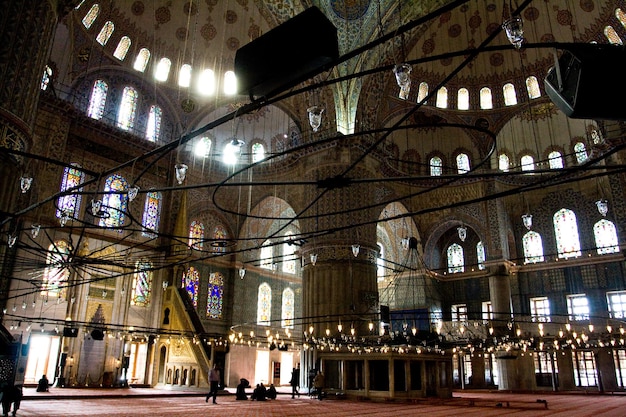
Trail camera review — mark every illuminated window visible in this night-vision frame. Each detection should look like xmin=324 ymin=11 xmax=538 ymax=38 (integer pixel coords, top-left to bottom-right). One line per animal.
xmin=430 ymin=156 xmax=442 ymax=176
xmin=41 ymin=65 xmax=53 ymax=91
xmin=96 ymin=21 xmax=114 ymax=46
xmin=82 ymin=3 xmax=100 ymax=29
xmin=212 ymin=224 xmax=227 ymax=253
xmin=567 ymin=294 xmax=590 ymax=321
xmin=594 ymin=219 xmax=619 ymax=254
xmin=146 ymin=105 xmax=162 ymax=142
xmin=113 ymin=36 xmax=131 ymax=60
xmin=131 ymin=261 xmax=152 ymax=306
xmin=548 ymin=151 xmax=563 ymax=169
xmin=42 ymin=241 xmax=70 ymax=298
xmin=178 ymin=64 xmax=192 ymax=87
xmin=522 ymin=231 xmax=544 ymax=264
xmin=154 ymin=58 xmax=171 ymax=82
xmin=282 ymin=233 xmax=296 ymax=274
xmin=477 ymin=241 xmax=486 ymax=270
xmin=87 ymin=79 xmax=108 ymax=120
xmin=141 ymin=191 xmax=161 ymax=238
xmin=604 ymin=25 xmax=623 ymax=45
xmin=530 ymin=297 xmax=551 ymax=322
xmin=451 ymin=304 xmax=467 ymax=322
xmin=456 ymin=153 xmax=470 ymax=174
xmin=133 ymin=48 xmax=150 ymax=72
xmin=521 ymin=154 xmax=534 ymax=171
xmin=572 ymin=350 xmax=597 ymax=387
xmin=417 ymin=82 xmax=429 ymax=104
xmin=57 ymin=164 xmax=84 ymax=219
xmin=183 ymin=267 xmax=199 ymax=308
xmin=435 ymin=86 xmax=448 ymax=108
xmin=223 ymin=140 xmax=242 ymax=165
xmin=188 ymin=221 xmax=204 ymax=250
xmin=377 ymin=243 xmax=385 ymax=282
xmin=498 ymin=153 xmax=510 ymax=171
xmin=554 ymin=208 xmax=582 ymax=259
xmin=224 ymin=70 xmax=237 ymax=95
xmin=607 ymin=291 xmax=626 ymax=319
xmin=482 ymin=301 xmax=493 ymax=322
xmin=526 ymin=76 xmax=541 ymax=99
xmin=257 ymin=283 xmax=271 ymax=326
xmin=457 ymin=88 xmax=469 ymax=110
xmin=198 ymin=69 xmax=215 ymax=96
xmin=617 ymin=8 xmax=626 ymax=30
xmin=503 ymin=83 xmax=517 ymax=106
xmin=479 ymin=87 xmax=493 ymax=109
xmin=117 ymin=86 xmax=138 ymax=130
xmin=194 ymin=137 xmax=211 ymax=157
xmin=281 ymin=288 xmax=295 ymax=329
xmin=207 ymin=272 xmax=224 ymax=319
xmin=100 ymin=175 xmax=128 ymax=228
xmin=447 ymin=243 xmax=464 ymax=273
xmin=574 ymin=141 xmax=588 ymax=163
xmin=252 ymin=143 xmax=265 ymax=162
xmin=260 ymin=240 xmax=273 ymax=270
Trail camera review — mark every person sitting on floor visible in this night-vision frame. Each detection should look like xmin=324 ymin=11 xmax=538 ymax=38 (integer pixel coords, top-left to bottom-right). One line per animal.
xmin=251 ymin=383 xmax=267 ymax=401
xmin=267 ymin=383 xmax=277 ymax=400
xmin=36 ymin=374 xmax=49 ymax=392
xmin=236 ymin=378 xmax=249 ymax=400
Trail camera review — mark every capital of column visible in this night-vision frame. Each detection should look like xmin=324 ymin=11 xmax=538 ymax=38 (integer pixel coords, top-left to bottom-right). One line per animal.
xmin=300 ymin=241 xmax=378 ymax=268
xmin=484 ymin=259 xmax=519 ymax=277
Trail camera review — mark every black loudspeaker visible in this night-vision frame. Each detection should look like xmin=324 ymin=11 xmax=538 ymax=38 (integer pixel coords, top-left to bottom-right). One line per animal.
xmin=234 ymin=6 xmax=338 ymax=100
xmin=63 ymin=327 xmax=78 ymax=337
xmin=59 ymin=352 xmax=67 ymax=367
xmin=91 ymin=329 xmax=104 ymax=340
xmin=380 ymin=305 xmax=390 ymax=323
xmin=544 ymin=43 xmax=626 ymax=121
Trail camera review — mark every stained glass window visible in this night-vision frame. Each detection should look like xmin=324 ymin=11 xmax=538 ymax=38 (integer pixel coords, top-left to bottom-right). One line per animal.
xmin=260 ymin=240 xmax=273 ymax=269
xmin=189 ymin=221 xmax=204 ymax=250
xmin=87 ymin=79 xmax=108 ymax=120
xmin=617 ymin=8 xmax=626 ymax=29
xmin=457 ymin=88 xmax=469 ymax=110
xmin=430 ymin=156 xmax=442 ymax=176
xmin=146 ymin=105 xmax=162 ymax=142
xmin=131 ymin=260 xmax=152 ymax=306
xmin=548 ymin=151 xmax=564 ymax=169
xmin=447 ymin=243 xmax=464 ymax=273
xmin=282 ymin=233 xmax=296 ymax=274
xmin=554 ymin=208 xmax=582 ymax=259
xmin=41 ymin=65 xmax=53 ymax=91
xmin=523 ymin=231 xmax=544 ymax=264
xmin=212 ymin=224 xmax=227 ymax=253
xmin=42 ymin=241 xmax=70 ymax=298
xmin=436 ymin=86 xmax=448 ymax=108
xmin=133 ymin=48 xmax=151 ymax=72
xmin=96 ymin=21 xmax=114 ymax=46
xmin=183 ymin=267 xmax=199 ymax=308
xmin=100 ymin=174 xmax=128 ymax=228
xmin=178 ymin=64 xmax=192 ymax=87
xmin=252 ymin=143 xmax=265 ymax=162
xmin=499 ymin=153 xmax=510 ymax=171
xmin=141 ymin=191 xmax=162 ymax=237
xmin=198 ymin=69 xmax=215 ymax=96
xmin=594 ymin=219 xmax=619 ymax=255
xmin=57 ymin=164 xmax=84 ymax=219
xmin=117 ymin=86 xmax=138 ymax=130
xmin=257 ymin=283 xmax=271 ymax=325
xmin=206 ymin=272 xmax=224 ymax=319
xmin=224 ymin=70 xmax=237 ymax=95
xmin=113 ymin=36 xmax=131 ymax=60
xmin=521 ymin=155 xmax=534 ymax=171
xmin=526 ymin=76 xmax=541 ymax=99
xmin=503 ymin=83 xmax=517 ymax=106
xmin=574 ymin=142 xmax=588 ymax=163
xmin=155 ymin=58 xmax=171 ymax=82
xmin=480 ymin=87 xmax=493 ymax=109
xmin=477 ymin=241 xmax=486 ymax=270
xmin=456 ymin=153 xmax=470 ymax=174
xmin=417 ymin=82 xmax=429 ymax=104
xmin=82 ymin=3 xmax=100 ymax=28
xmin=604 ymin=25 xmax=623 ymax=45
xmin=281 ymin=288 xmax=294 ymax=329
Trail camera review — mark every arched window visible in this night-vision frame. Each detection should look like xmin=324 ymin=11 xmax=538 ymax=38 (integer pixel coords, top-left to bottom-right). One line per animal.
xmin=252 ymin=143 xmax=265 ymax=162
xmin=146 ymin=105 xmax=162 ymax=142
xmin=257 ymin=283 xmax=271 ymax=325
xmin=212 ymin=224 xmax=227 ymax=253
xmin=100 ymin=174 xmax=128 ymax=228
xmin=498 ymin=153 xmax=510 ymax=171
xmin=604 ymin=25 xmax=623 ymax=44
xmin=447 ymin=243 xmax=464 ymax=273
xmin=141 ymin=191 xmax=162 ymax=237
xmin=594 ymin=219 xmax=620 ymax=255
xmin=178 ymin=64 xmax=192 ymax=87
xmin=282 ymin=233 xmax=296 ymax=274
xmin=260 ymin=240 xmax=273 ymax=269
xmin=57 ymin=164 xmax=84 ymax=219
xmin=207 ymin=272 xmax=224 ymax=319
xmin=82 ymin=3 xmax=100 ymax=28
xmin=194 ymin=136 xmax=212 ymax=157
xmin=503 ymin=83 xmax=518 ymax=106
xmin=430 ymin=156 xmax=442 ymax=176
xmin=131 ymin=260 xmax=152 ymax=306
xmin=224 ymin=70 xmax=237 ymax=95
xmin=113 ymin=36 xmax=131 ymax=60
xmin=477 ymin=241 xmax=486 ymax=270
xmin=435 ymin=86 xmax=448 ymax=108
xmin=457 ymin=88 xmax=470 ymax=110
xmin=41 ymin=65 xmax=53 ymax=91
xmin=526 ymin=76 xmax=541 ymax=99
xmin=133 ymin=48 xmax=151 ymax=72
xmin=377 ymin=243 xmax=385 ymax=282
xmin=456 ymin=153 xmax=470 ymax=174
xmin=479 ymin=87 xmax=493 ymax=109
xmin=417 ymin=82 xmax=429 ymax=104
xmin=223 ymin=140 xmax=242 ymax=165
xmin=198 ymin=69 xmax=216 ymax=96
xmin=96 ymin=21 xmax=114 ymax=45
xmin=154 ymin=58 xmax=171 ymax=82
xmin=188 ymin=220 xmax=204 ymax=250
xmin=523 ymin=231 xmax=544 ymax=264
xmin=117 ymin=86 xmax=138 ymax=130
xmin=548 ymin=151 xmax=564 ymax=169
xmin=281 ymin=288 xmax=295 ymax=329
xmin=183 ymin=267 xmax=199 ymax=308
xmin=574 ymin=141 xmax=588 ymax=164
xmin=87 ymin=79 xmax=108 ymax=120
xmin=554 ymin=208 xmax=582 ymax=259
xmin=521 ymin=154 xmax=534 ymax=171
xmin=42 ymin=241 xmax=70 ymax=298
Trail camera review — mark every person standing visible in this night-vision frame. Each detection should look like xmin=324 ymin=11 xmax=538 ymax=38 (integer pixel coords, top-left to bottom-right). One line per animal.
xmin=290 ymin=364 xmax=300 ymax=398
xmin=313 ymin=371 xmax=325 ymax=401
xmin=206 ymin=363 xmax=220 ymax=404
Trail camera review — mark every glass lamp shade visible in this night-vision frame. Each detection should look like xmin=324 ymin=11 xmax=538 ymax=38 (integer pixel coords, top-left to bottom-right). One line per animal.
xmin=522 ymin=213 xmax=533 ymax=230
xmin=596 ymin=199 xmax=609 ymax=216
xmin=31 ymin=224 xmax=40 ymax=239
xmin=174 ymin=163 xmax=188 ymax=184
xmin=393 ymin=63 xmax=412 ymax=99
xmin=7 ymin=234 xmax=17 ymax=248
xmin=502 ymin=16 xmax=524 ymax=49
xmin=351 ymin=244 xmax=360 ymax=257
xmin=128 ymin=185 xmax=140 ymax=202
xmin=310 ymin=253 xmax=318 ymax=266
xmin=239 ymin=268 xmax=246 ymax=279
xmin=307 ymin=106 xmax=324 ymax=132
xmin=59 ymin=211 xmax=69 ymax=227
xmin=91 ymin=199 xmax=102 ymax=216
xmin=20 ymin=176 xmax=33 ymax=193
xmin=457 ymin=226 xmax=467 ymax=242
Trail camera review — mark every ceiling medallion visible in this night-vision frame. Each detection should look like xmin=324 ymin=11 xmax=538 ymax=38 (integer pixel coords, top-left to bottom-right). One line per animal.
xmin=181 ymin=98 xmax=195 ymax=113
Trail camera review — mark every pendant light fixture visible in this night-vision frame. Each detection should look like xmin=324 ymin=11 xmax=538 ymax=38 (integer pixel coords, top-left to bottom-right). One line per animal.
xmin=307 ymin=106 xmax=324 ymax=132
xmin=20 ymin=175 xmax=33 ymax=193
xmin=457 ymin=225 xmax=467 ymax=242
xmin=174 ymin=163 xmax=188 ymax=184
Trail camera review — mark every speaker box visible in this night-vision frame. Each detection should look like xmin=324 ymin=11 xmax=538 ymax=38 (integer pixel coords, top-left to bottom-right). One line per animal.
xmin=234 ymin=6 xmax=338 ymax=100
xmin=63 ymin=327 xmax=78 ymax=337
xmin=544 ymin=43 xmax=626 ymax=120
xmin=380 ymin=305 xmax=390 ymax=323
